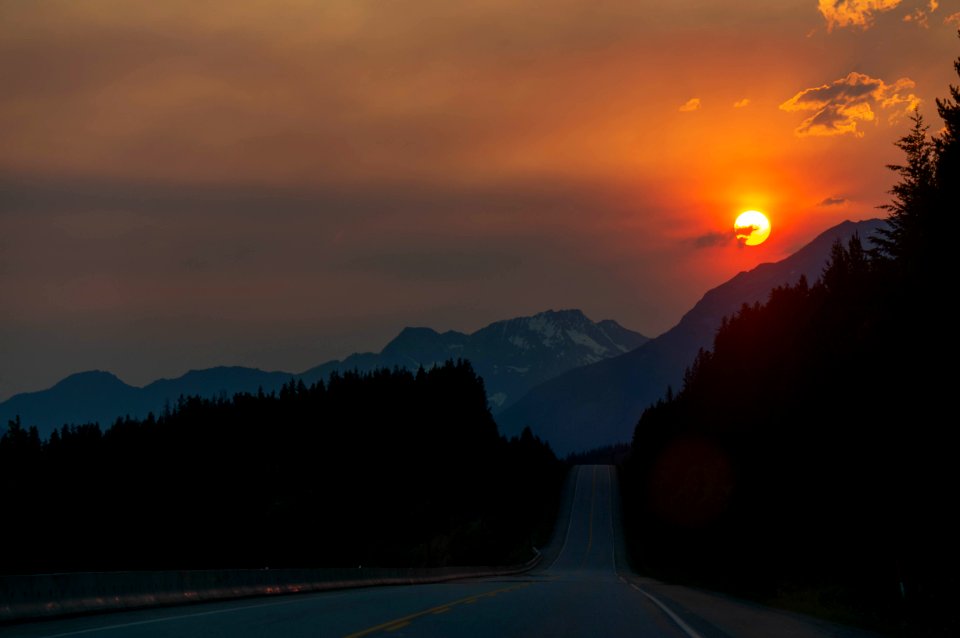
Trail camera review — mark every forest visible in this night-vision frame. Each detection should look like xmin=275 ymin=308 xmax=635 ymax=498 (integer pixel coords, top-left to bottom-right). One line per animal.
xmin=622 ymin=44 xmax=959 ymax=636
xmin=0 ymin=360 xmax=564 ymax=574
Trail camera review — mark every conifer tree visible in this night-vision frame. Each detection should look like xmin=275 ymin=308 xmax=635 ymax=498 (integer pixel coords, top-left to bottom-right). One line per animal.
xmin=872 ymin=112 xmax=935 ymax=270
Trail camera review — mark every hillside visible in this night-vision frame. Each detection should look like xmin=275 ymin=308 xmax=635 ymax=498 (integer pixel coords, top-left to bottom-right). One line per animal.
xmin=498 ymin=219 xmax=885 ymax=455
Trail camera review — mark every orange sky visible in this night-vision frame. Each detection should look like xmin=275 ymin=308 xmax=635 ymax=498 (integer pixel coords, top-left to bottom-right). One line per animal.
xmin=1 ymin=0 xmax=958 ymax=397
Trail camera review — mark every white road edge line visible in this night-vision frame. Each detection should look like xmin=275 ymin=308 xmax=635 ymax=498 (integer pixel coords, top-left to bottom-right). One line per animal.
xmin=630 ymin=584 xmax=704 ymax=638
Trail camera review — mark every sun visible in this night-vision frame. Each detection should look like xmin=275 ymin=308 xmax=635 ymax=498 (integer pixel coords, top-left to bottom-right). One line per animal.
xmin=734 ymin=210 xmax=771 ymax=246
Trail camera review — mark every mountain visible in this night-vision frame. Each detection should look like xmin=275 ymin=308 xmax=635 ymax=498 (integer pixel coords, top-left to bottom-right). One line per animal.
xmin=497 ymin=218 xmax=886 ymax=456
xmin=0 ymin=371 xmax=143 ymax=436
xmin=0 ymin=367 xmax=297 ymax=440
xmin=1 ymin=311 xmax=647 ymax=439
xmin=300 ymin=309 xmax=648 ymax=411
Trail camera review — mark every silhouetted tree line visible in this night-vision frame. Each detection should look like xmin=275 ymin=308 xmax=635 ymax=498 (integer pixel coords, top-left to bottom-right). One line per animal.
xmin=566 ymin=443 xmax=631 ymax=466
xmin=622 ymin=41 xmax=960 ymax=636
xmin=0 ymin=360 xmax=564 ymax=574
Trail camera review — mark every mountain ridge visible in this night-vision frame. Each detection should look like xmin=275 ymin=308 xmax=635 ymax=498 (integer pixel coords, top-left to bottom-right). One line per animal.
xmin=1 ymin=310 xmax=647 ymax=438
xmin=496 ymin=218 xmax=886 ymax=455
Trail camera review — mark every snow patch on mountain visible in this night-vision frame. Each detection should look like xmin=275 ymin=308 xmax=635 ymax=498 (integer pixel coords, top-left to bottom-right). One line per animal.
xmin=527 ymin=315 xmax=561 ymax=346
xmin=565 ymin=329 xmax=609 ymax=356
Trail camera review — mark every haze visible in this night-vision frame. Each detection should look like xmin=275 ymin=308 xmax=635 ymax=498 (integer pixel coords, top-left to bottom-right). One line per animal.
xmin=1 ymin=0 xmax=957 ymax=399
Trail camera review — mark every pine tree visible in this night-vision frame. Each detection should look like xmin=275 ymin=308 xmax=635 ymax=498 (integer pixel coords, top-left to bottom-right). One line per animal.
xmin=872 ymin=111 xmax=935 ymax=271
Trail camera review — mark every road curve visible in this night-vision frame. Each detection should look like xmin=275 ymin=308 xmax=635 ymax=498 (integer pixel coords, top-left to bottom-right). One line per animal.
xmin=0 ymin=466 xmax=876 ymax=638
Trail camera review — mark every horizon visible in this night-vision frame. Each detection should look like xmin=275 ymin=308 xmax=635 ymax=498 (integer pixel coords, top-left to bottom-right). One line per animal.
xmin=1 ymin=214 xmax=879 ymax=402
xmin=17 ymin=306 xmax=644 ymax=393
xmin=2 ymin=2 xmax=957 ymax=400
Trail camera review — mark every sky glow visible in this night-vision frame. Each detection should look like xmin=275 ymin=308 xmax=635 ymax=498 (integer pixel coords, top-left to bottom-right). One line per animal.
xmin=1 ymin=0 xmax=957 ymax=398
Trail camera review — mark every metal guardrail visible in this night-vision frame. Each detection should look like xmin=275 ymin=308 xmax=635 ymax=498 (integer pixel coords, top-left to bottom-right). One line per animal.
xmin=0 ymin=549 xmax=542 ymax=624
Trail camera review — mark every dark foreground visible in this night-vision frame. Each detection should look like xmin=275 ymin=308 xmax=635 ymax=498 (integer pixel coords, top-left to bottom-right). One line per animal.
xmin=1 ymin=466 xmax=878 ymax=638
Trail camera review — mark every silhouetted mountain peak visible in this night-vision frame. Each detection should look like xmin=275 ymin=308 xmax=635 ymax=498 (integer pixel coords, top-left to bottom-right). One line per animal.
xmin=683 ymin=218 xmax=885 ymax=331
xmin=500 ymin=309 xmax=643 ymax=356
xmin=534 ymin=308 xmax=589 ymax=322
xmin=51 ymin=370 xmax=130 ymax=392
xmin=55 ymin=369 xmax=119 ymax=382
xmin=380 ymin=326 xmax=468 ymax=361
xmin=526 ymin=309 xmax=589 ymax=338
xmin=395 ymin=326 xmax=440 ymax=339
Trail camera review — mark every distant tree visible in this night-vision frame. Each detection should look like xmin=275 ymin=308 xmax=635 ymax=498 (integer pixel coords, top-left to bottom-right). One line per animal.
xmin=0 ymin=361 xmax=563 ymax=574
xmin=0 ymin=416 xmax=41 ymax=459
xmin=822 ymin=234 xmax=869 ymax=295
xmin=872 ymin=111 xmax=935 ymax=270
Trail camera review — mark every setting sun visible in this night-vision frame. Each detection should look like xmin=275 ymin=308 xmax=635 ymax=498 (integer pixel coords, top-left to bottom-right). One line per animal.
xmin=735 ymin=211 xmax=771 ymax=246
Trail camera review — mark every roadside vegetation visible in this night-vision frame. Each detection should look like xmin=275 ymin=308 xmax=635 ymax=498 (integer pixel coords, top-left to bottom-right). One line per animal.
xmin=1 ymin=360 xmax=564 ymax=573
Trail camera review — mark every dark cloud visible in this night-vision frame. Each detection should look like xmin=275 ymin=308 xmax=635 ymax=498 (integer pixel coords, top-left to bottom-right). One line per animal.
xmin=693 ymin=230 xmax=735 ymax=248
xmin=818 ymin=196 xmax=847 ymax=206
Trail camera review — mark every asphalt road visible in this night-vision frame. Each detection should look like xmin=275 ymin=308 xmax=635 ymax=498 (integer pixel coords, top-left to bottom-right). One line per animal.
xmin=1 ymin=466 xmax=877 ymax=638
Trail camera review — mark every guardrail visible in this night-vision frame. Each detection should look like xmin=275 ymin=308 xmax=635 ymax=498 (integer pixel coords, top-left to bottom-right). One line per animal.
xmin=0 ymin=549 xmax=541 ymax=624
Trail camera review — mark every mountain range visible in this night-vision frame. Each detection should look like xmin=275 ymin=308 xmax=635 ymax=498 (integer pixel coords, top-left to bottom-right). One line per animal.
xmin=496 ymin=218 xmax=885 ymax=454
xmin=1 ymin=218 xmax=883 ymax=452
xmin=0 ymin=310 xmax=648 ymax=440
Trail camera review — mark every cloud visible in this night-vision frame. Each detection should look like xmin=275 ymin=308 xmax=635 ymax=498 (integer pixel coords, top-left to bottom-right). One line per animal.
xmin=904 ymin=0 xmax=939 ymax=27
xmin=733 ymin=98 xmax=750 ymax=108
xmin=779 ymin=72 xmax=920 ymax=137
xmin=679 ymin=98 xmax=701 ymax=112
xmin=818 ymin=196 xmax=847 ymax=206
xmin=903 ymin=10 xmax=928 ymax=26
xmin=818 ymin=0 xmax=903 ymax=31
xmin=946 ymin=11 xmax=960 ymax=25
xmin=693 ymin=230 xmax=735 ymax=248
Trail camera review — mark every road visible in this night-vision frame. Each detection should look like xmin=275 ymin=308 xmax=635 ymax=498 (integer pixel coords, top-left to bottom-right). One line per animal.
xmin=0 ymin=466 xmax=876 ymax=638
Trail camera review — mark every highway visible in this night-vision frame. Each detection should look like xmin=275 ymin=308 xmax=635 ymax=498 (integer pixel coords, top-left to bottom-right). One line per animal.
xmin=0 ymin=466 xmax=875 ymax=638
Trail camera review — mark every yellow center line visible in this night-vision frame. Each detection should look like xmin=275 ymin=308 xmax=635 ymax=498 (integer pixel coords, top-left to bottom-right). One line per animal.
xmin=341 ymin=582 xmax=530 ymax=638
